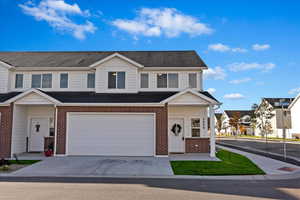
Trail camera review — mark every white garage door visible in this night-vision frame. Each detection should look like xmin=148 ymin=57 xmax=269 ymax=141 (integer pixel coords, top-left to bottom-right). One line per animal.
xmin=67 ymin=113 xmax=155 ymax=156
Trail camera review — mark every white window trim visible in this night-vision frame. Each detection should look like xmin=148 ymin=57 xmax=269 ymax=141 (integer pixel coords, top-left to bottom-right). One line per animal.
xmin=87 ymin=73 xmax=95 ymax=88
xmin=140 ymin=73 xmax=149 ymax=88
xmin=108 ymin=71 xmax=126 ymax=89
xmin=188 ymin=73 xmax=197 ymax=88
xmin=15 ymin=74 xmax=24 ymax=89
xmin=191 ymin=118 xmax=201 ymax=138
xmin=156 ymin=73 xmax=179 ymax=89
xmin=31 ymin=73 xmax=53 ymax=89
xmin=59 ymin=72 xmax=69 ymax=89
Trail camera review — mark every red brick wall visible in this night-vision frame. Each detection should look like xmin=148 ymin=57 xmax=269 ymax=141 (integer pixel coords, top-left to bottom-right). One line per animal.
xmin=185 ymin=138 xmax=209 ymax=153
xmin=56 ymin=105 xmax=168 ymax=155
xmin=0 ymin=105 xmax=13 ymax=158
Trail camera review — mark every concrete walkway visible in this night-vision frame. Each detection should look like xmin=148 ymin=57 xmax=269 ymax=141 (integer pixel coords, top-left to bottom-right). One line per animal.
xmin=218 ymin=145 xmax=300 ymax=175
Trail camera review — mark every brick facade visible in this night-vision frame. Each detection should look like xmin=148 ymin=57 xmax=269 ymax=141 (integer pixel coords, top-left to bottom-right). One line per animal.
xmin=56 ymin=105 xmax=168 ymax=156
xmin=185 ymin=138 xmax=210 ymax=153
xmin=0 ymin=105 xmax=13 ymax=158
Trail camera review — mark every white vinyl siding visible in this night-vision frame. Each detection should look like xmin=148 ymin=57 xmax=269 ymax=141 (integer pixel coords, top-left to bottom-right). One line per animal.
xmin=0 ymin=65 xmax=9 ymax=93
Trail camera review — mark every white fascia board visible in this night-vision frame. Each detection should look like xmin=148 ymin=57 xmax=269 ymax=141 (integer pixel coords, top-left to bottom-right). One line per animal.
xmin=288 ymin=93 xmax=300 ymax=109
xmin=161 ymin=89 xmax=220 ymax=105
xmin=12 ymin=67 xmax=90 ymax=71
xmin=0 ymin=61 xmax=14 ymax=69
xmin=58 ymin=103 xmax=164 ymax=107
xmin=89 ymin=53 xmax=144 ymax=69
xmin=143 ymin=67 xmax=206 ymax=71
xmin=4 ymin=88 xmax=61 ymax=105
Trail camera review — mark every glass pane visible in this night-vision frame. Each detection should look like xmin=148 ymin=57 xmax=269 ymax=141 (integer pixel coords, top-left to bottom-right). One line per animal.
xmin=32 ymin=74 xmax=41 ymax=88
xmin=189 ymin=73 xmax=197 ymax=88
xmin=42 ymin=74 xmax=52 ymax=88
xmin=168 ymin=73 xmax=178 ymax=88
xmin=117 ymin=72 xmax=125 ymax=89
xmin=87 ymin=73 xmax=95 ymax=88
xmin=192 ymin=119 xmax=200 ymax=128
xmin=192 ymin=129 xmax=200 ymax=137
xmin=60 ymin=73 xmax=68 ymax=88
xmin=108 ymin=72 xmax=116 ymax=88
xmin=15 ymin=74 xmax=23 ymax=88
xmin=157 ymin=73 xmax=167 ymax=88
xmin=141 ymin=73 xmax=149 ymax=88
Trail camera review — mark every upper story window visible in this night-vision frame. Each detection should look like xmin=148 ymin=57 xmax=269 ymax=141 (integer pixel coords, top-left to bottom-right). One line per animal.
xmin=31 ymin=74 xmax=52 ymax=88
xmin=87 ymin=73 xmax=95 ymax=88
xmin=140 ymin=73 xmax=149 ymax=88
xmin=15 ymin=74 xmax=23 ymax=88
xmin=188 ymin=73 xmax=197 ymax=88
xmin=108 ymin=72 xmax=125 ymax=89
xmin=60 ymin=73 xmax=68 ymax=88
xmin=157 ymin=73 xmax=178 ymax=88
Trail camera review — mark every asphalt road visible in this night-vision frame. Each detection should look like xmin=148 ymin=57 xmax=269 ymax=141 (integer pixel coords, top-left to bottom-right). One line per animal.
xmin=0 ymin=177 xmax=300 ymax=200
xmin=218 ymin=137 xmax=300 ymax=160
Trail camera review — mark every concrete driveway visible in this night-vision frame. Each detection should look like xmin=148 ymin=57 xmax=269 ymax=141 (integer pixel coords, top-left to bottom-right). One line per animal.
xmin=10 ymin=156 xmax=173 ymax=177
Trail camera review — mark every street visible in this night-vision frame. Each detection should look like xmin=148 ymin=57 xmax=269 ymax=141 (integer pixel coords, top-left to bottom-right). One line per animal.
xmin=0 ymin=177 xmax=299 ymax=200
xmin=218 ymin=137 xmax=300 ymax=160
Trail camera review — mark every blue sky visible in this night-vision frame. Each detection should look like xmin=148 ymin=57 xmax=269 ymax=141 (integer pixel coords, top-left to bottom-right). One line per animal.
xmin=1 ymin=0 xmax=300 ymax=110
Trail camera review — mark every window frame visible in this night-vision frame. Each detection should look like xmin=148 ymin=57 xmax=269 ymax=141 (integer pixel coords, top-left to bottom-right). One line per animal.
xmin=140 ymin=73 xmax=149 ymax=88
xmin=87 ymin=73 xmax=95 ymax=88
xmin=156 ymin=73 xmax=179 ymax=88
xmin=60 ymin=73 xmax=69 ymax=89
xmin=31 ymin=73 xmax=52 ymax=89
xmin=15 ymin=74 xmax=24 ymax=89
xmin=188 ymin=73 xmax=197 ymax=88
xmin=108 ymin=71 xmax=126 ymax=89
xmin=191 ymin=118 xmax=201 ymax=137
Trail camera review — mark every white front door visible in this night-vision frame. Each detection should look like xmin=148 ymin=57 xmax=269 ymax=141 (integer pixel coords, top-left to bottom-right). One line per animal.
xmin=29 ymin=118 xmax=49 ymax=152
xmin=168 ymin=118 xmax=185 ymax=153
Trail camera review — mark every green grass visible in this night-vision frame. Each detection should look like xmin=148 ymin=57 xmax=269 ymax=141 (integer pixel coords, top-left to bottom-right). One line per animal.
xmin=170 ymin=150 xmax=265 ymax=175
xmin=8 ymin=160 xmax=40 ymax=165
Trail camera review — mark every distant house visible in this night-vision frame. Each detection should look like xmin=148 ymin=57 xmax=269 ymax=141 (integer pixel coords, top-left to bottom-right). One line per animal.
xmin=289 ymin=94 xmax=300 ymax=139
xmin=255 ymin=98 xmax=294 ymax=138
xmin=222 ymin=110 xmax=255 ymax=135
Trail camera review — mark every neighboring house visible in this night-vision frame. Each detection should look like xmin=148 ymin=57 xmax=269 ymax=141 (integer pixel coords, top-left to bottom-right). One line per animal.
xmin=0 ymin=51 xmax=220 ymax=158
xmin=289 ymin=93 xmax=300 ymax=139
xmin=222 ymin=110 xmax=255 ymax=135
xmin=255 ymin=98 xmax=294 ymax=138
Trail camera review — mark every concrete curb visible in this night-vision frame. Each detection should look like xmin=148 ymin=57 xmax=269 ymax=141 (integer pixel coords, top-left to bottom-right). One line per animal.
xmin=217 ymin=142 xmax=300 ymax=166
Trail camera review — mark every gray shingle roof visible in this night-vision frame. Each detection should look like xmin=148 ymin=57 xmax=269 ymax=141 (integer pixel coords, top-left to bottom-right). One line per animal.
xmin=0 ymin=51 xmax=207 ymax=68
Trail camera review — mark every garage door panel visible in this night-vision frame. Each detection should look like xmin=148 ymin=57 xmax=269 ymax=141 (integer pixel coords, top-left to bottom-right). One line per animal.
xmin=67 ymin=113 xmax=155 ymax=156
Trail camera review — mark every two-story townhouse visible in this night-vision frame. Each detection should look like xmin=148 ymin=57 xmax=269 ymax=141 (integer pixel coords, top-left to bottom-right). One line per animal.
xmin=0 ymin=51 xmax=220 ymax=158
xmin=288 ymin=93 xmax=300 ymax=139
xmin=255 ymin=98 xmax=294 ymax=138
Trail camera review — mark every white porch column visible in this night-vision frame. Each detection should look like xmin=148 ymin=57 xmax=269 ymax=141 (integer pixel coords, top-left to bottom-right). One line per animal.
xmin=209 ymin=105 xmax=216 ymax=157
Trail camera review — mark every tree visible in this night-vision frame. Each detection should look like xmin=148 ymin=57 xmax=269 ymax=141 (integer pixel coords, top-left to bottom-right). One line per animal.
xmin=229 ymin=112 xmax=241 ymax=136
xmin=216 ymin=114 xmax=225 ymax=133
xmin=255 ymin=100 xmax=275 ymax=139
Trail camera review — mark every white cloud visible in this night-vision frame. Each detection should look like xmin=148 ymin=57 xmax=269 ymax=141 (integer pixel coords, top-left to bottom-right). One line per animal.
xmin=224 ymin=93 xmax=245 ymax=100
xmin=208 ymin=43 xmax=247 ymax=53
xmin=288 ymin=87 xmax=300 ymax=95
xmin=19 ymin=0 xmax=96 ymax=39
xmin=207 ymin=88 xmax=216 ymax=94
xmin=228 ymin=62 xmax=275 ymax=72
xmin=112 ymin=8 xmax=213 ymax=38
xmin=252 ymin=44 xmax=270 ymax=51
xmin=229 ymin=78 xmax=252 ymax=84
xmin=203 ymin=66 xmax=226 ymax=80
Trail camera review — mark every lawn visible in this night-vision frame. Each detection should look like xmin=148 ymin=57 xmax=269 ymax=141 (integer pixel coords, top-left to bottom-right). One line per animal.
xmin=0 ymin=160 xmax=40 ymax=172
xmin=170 ymin=149 xmax=265 ymax=175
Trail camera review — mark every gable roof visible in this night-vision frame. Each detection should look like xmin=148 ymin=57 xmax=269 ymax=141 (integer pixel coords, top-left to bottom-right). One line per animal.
xmin=0 ymin=51 xmax=208 ymax=68
xmin=224 ymin=110 xmax=254 ymax=118
xmin=263 ymin=98 xmax=294 ymax=109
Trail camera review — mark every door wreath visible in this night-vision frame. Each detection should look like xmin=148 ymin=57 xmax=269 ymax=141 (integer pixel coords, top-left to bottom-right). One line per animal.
xmin=171 ymin=124 xmax=182 ymax=136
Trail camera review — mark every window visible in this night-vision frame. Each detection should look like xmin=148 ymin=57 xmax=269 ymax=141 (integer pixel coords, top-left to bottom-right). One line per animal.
xmin=31 ymin=74 xmax=52 ymax=88
xmin=188 ymin=73 xmax=197 ymax=88
xmin=108 ymin=72 xmax=125 ymax=89
xmin=87 ymin=73 xmax=95 ymax=88
xmin=15 ymin=74 xmax=23 ymax=88
xmin=42 ymin=74 xmax=52 ymax=88
xmin=157 ymin=73 xmax=178 ymax=88
xmin=191 ymin=118 xmax=201 ymax=137
xmin=140 ymin=73 xmax=149 ymax=88
xmin=60 ymin=73 xmax=68 ymax=88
